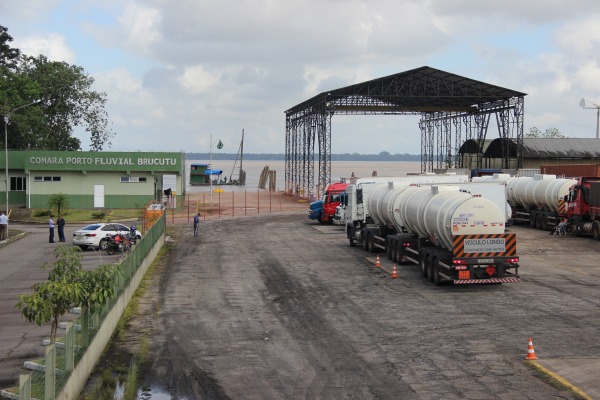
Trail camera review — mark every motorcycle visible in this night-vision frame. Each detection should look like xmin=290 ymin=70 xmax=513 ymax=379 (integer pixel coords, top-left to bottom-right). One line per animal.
xmin=105 ymin=232 xmax=132 ymax=255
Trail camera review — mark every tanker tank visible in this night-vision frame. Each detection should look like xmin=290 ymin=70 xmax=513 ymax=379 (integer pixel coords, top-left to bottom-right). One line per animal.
xmin=368 ymin=184 xmax=506 ymax=251
xmin=506 ymin=174 xmax=576 ymax=212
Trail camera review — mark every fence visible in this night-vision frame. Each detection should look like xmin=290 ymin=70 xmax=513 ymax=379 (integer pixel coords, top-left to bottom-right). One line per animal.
xmin=176 ymin=189 xmax=307 ymax=223
xmin=4 ymin=212 xmax=166 ymax=400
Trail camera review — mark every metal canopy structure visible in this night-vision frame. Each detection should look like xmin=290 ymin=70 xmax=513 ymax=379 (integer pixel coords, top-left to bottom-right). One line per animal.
xmin=284 ymin=66 xmax=526 ymax=197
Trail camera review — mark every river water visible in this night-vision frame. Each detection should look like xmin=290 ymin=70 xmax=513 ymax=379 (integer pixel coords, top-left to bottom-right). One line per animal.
xmin=185 ymin=159 xmax=423 ymax=193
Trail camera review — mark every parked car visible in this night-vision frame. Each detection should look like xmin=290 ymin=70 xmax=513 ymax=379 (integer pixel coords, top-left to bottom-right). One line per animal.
xmin=72 ymin=223 xmax=141 ymax=250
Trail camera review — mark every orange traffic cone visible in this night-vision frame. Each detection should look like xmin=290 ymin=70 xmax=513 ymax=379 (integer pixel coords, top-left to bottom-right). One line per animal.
xmin=391 ymin=264 xmax=398 ymax=278
xmin=375 ymin=255 xmax=381 ymax=268
xmin=524 ymin=337 xmax=538 ymax=360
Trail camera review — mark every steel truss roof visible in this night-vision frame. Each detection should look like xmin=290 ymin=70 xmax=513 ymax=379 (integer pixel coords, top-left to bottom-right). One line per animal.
xmin=285 ymin=66 xmax=526 ymax=197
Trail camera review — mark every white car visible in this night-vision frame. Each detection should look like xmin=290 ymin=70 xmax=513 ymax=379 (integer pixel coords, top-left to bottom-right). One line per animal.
xmin=72 ymin=223 xmax=141 ymax=250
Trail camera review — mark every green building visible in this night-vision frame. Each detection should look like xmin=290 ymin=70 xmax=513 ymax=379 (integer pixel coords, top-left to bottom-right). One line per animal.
xmin=0 ymin=151 xmax=185 ymax=209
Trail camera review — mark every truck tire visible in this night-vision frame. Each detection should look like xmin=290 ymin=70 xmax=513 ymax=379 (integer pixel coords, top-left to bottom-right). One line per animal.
xmin=569 ymin=217 xmax=581 ymax=237
xmin=535 ymin=214 xmax=543 ymax=230
xmin=540 ymin=213 xmax=548 ymax=231
xmin=426 ymin=254 xmax=434 ymax=282
xmin=388 ymin=237 xmax=396 ymax=261
xmin=347 ymin=225 xmax=356 ymax=247
xmin=395 ymin=235 xmax=411 ymax=265
xmin=593 ymin=221 xmax=600 ymax=241
xmin=529 ymin=213 xmax=536 ymax=228
xmin=432 ymin=258 xmax=442 ymax=286
xmin=420 ymin=250 xmax=428 ymax=278
xmin=393 ymin=240 xmax=401 ymax=263
xmin=367 ymin=232 xmax=376 ymax=253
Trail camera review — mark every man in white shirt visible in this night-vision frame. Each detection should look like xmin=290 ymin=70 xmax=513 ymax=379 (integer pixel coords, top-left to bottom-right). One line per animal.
xmin=0 ymin=211 xmax=7 ymax=242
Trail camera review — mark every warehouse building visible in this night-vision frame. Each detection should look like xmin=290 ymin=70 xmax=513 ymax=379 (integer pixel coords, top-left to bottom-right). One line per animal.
xmin=1 ymin=151 xmax=185 ymax=209
xmin=458 ymin=138 xmax=600 ymax=170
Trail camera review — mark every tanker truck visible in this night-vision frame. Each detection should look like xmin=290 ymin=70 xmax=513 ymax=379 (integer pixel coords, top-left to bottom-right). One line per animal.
xmin=504 ymin=174 xmax=577 ymax=231
xmin=344 ymin=178 xmax=509 ymax=247
xmin=353 ymin=183 xmax=519 ymax=285
xmin=342 ymin=174 xmax=470 ymax=245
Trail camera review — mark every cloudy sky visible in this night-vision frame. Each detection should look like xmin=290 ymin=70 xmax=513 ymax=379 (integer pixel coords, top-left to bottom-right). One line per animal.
xmin=3 ymin=0 xmax=600 ymax=155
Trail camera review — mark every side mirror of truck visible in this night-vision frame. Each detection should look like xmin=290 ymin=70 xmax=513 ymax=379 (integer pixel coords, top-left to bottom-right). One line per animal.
xmin=357 ymin=188 xmax=363 ymax=204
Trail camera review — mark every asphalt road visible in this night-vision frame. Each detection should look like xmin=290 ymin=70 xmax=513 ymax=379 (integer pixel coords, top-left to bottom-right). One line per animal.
xmin=126 ymin=213 xmax=600 ymax=400
xmin=0 ymin=221 xmax=137 ymax=387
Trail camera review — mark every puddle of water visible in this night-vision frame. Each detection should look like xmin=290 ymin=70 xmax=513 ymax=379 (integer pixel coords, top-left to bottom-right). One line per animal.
xmin=137 ymin=385 xmax=184 ymax=400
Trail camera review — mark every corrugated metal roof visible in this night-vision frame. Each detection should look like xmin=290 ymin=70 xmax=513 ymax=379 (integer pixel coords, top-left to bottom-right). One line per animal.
xmin=522 ymin=138 xmax=600 ymax=158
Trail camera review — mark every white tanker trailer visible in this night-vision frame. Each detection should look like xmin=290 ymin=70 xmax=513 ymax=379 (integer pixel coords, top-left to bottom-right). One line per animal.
xmin=354 ymin=183 xmax=520 ymax=285
xmin=505 ymin=174 xmax=577 ymax=231
xmin=342 ymin=174 xmax=470 ymax=239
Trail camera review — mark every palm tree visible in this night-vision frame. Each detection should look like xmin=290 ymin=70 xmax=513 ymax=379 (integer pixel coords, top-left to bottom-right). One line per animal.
xmin=48 ymin=192 xmax=70 ymax=215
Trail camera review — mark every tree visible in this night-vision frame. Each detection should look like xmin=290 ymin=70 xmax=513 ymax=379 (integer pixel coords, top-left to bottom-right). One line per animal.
xmin=0 ymin=26 xmax=115 ymax=151
xmin=16 ymin=246 xmax=121 ymax=343
xmin=48 ymin=192 xmax=70 ymax=215
xmin=526 ymin=127 xmax=568 ymax=138
xmin=0 ymin=25 xmax=21 ymax=70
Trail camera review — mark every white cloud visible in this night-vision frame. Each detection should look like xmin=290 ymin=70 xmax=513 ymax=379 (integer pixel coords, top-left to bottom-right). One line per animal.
xmin=178 ymin=65 xmax=220 ymax=94
xmin=17 ymin=33 xmax=77 ymax=63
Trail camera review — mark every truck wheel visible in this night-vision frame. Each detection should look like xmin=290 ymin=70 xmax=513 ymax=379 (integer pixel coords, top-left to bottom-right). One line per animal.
xmin=420 ymin=251 xmax=428 ymax=278
xmin=387 ymin=238 xmax=395 ymax=260
xmin=569 ymin=218 xmax=581 ymax=237
xmin=347 ymin=226 xmax=356 ymax=247
xmin=393 ymin=241 xmax=401 ymax=263
xmin=529 ymin=213 xmax=536 ymax=227
xmin=593 ymin=222 xmax=600 ymax=241
xmin=540 ymin=213 xmax=548 ymax=231
xmin=426 ymin=255 xmax=434 ymax=282
xmin=432 ymin=258 xmax=442 ymax=286
xmin=535 ymin=214 xmax=543 ymax=230
xmin=367 ymin=232 xmax=376 ymax=253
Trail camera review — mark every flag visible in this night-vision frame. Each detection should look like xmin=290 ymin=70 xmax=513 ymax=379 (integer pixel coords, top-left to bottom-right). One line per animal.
xmin=217 ymin=140 xmax=223 ymax=149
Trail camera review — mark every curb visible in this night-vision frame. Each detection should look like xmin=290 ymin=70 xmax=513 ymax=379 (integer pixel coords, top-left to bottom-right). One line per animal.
xmin=527 ymin=360 xmax=592 ymax=400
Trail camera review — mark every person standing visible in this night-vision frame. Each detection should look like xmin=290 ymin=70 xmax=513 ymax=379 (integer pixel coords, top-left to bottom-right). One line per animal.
xmin=49 ymin=215 xmax=55 ymax=243
xmin=57 ymin=214 xmax=66 ymax=242
xmin=0 ymin=211 xmax=8 ymax=242
xmin=193 ymin=212 xmax=200 ymax=237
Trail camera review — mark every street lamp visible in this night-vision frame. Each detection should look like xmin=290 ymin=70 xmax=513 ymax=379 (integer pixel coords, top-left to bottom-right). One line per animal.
xmin=579 ymin=98 xmax=600 ymax=139
xmin=4 ymin=100 xmax=41 ymax=214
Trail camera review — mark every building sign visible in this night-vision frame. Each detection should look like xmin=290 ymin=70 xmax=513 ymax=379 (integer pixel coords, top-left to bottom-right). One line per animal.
xmin=12 ymin=151 xmax=185 ymax=173
xmin=28 ymin=156 xmax=178 ymax=166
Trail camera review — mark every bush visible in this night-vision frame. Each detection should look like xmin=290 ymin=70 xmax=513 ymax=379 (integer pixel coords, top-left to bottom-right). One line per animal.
xmin=33 ymin=209 xmax=52 ymax=217
xmin=92 ymin=211 xmax=106 ymax=220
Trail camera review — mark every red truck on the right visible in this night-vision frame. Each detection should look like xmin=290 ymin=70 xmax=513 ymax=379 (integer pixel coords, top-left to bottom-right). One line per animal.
xmin=565 ymin=177 xmax=600 ymax=239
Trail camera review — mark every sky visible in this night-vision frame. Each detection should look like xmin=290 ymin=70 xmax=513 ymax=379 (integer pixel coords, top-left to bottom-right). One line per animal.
xmin=3 ymin=0 xmax=600 ymax=155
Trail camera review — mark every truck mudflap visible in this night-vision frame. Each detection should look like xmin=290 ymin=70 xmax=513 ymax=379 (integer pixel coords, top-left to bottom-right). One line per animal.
xmin=453 ymin=277 xmax=521 ymax=284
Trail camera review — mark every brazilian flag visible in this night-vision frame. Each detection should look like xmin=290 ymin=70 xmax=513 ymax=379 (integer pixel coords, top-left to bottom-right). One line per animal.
xmin=217 ymin=140 xmax=223 ymax=149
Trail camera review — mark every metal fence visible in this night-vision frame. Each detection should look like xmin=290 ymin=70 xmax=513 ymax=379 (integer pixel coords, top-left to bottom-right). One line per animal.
xmin=9 ymin=212 xmax=166 ymax=400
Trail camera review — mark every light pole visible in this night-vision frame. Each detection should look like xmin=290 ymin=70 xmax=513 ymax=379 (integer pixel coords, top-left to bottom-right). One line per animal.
xmin=579 ymin=98 xmax=600 ymax=139
xmin=4 ymin=100 xmax=41 ymax=214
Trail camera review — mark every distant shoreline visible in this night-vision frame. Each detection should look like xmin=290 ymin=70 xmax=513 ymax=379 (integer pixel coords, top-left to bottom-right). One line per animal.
xmin=187 ymin=153 xmax=420 ymax=162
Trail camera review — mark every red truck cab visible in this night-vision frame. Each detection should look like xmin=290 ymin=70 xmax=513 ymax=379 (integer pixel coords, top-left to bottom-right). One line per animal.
xmin=320 ymin=182 xmax=349 ymax=224
xmin=566 ymin=177 xmax=600 ymax=239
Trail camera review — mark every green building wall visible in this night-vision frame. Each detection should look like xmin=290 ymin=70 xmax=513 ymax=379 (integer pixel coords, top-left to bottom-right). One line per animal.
xmin=1 ymin=150 xmax=185 ymax=210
